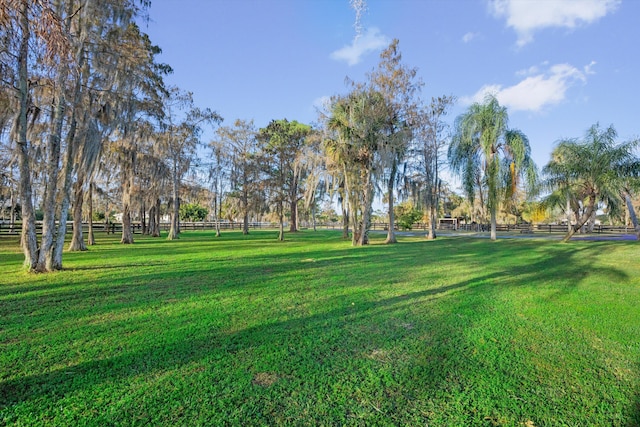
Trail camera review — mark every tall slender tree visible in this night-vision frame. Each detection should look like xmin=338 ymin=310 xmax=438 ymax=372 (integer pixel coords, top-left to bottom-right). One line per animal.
xmin=207 ymin=138 xmax=229 ymax=237
xmin=411 ymin=95 xmax=455 ymax=239
xmin=158 ymin=87 xmax=221 ymax=240
xmin=108 ymin=21 xmax=169 ymax=245
xmin=368 ymin=39 xmax=421 ymax=244
xmin=449 ymin=94 xmax=537 ymax=241
xmin=301 ymin=129 xmax=327 ymax=232
xmin=213 ymin=119 xmax=262 ymax=235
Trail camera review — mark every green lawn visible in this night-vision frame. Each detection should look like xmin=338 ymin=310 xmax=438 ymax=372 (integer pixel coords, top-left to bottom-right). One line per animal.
xmin=0 ymin=230 xmax=639 ymax=426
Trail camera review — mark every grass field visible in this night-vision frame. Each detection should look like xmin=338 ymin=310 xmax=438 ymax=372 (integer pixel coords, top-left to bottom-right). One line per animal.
xmin=0 ymin=230 xmax=639 ymax=426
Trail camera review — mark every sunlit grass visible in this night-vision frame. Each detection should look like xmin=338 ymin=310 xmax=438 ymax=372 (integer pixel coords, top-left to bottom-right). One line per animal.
xmin=1 ymin=230 xmax=639 ymax=426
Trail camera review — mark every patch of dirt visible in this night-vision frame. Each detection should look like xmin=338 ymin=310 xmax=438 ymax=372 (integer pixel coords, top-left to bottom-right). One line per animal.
xmin=367 ymin=348 xmax=391 ymax=362
xmin=252 ymin=372 xmax=279 ymax=387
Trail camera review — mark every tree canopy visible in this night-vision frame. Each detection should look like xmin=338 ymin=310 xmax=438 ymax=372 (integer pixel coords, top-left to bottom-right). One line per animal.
xmin=543 ymin=123 xmax=640 ymax=242
xmin=3 ymin=2 xmax=640 ymax=276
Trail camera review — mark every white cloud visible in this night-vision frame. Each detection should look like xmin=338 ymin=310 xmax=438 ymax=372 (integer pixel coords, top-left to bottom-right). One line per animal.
xmin=489 ymin=0 xmax=620 ymax=46
xmin=584 ymin=60 xmax=597 ymax=75
xmin=462 ymin=32 xmax=480 ymax=43
xmin=515 ymin=63 xmax=545 ymax=76
xmin=330 ymin=27 xmax=390 ymax=66
xmin=461 ymin=62 xmax=593 ymax=112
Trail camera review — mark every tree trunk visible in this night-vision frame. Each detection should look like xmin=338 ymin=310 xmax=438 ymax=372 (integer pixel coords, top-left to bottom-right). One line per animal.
xmin=16 ymin=1 xmax=38 ymax=270
xmin=562 ymin=201 xmax=595 ymax=243
xmin=572 ymin=207 xmax=581 ymax=233
xmin=105 ymin=201 xmax=112 ymax=235
xmin=121 ymin=169 xmax=134 ymax=244
xmin=477 ymin=175 xmax=486 ymax=228
xmin=155 ymin=199 xmax=161 ymax=236
xmin=215 ymin=197 xmax=221 ymax=237
xmin=428 ymin=164 xmax=440 ymax=240
xmin=289 ymin=174 xmax=299 ymax=232
xmin=68 ymin=180 xmax=87 ymax=251
xmin=311 ymin=201 xmax=317 ymax=232
xmin=51 ymin=129 xmax=76 ymax=270
xmin=624 ymin=192 xmax=640 ymax=239
xmin=17 ymin=137 xmax=38 ymax=269
xmin=50 ymin=23 xmax=88 ymax=269
xmin=149 ymin=198 xmax=161 ymax=237
xmin=168 ymin=167 xmax=180 ymax=239
xmin=289 ymin=199 xmax=297 ymax=232
xmin=490 ymin=207 xmax=497 ymax=241
xmin=37 ymin=78 xmax=66 ymax=271
xmin=343 ymin=172 xmax=359 ymax=245
xmin=50 ymin=75 xmax=86 ymax=269
xmin=339 ymin=190 xmax=349 ymax=239
xmin=242 ymin=211 xmax=249 ymax=234
xmin=121 ymin=203 xmax=134 ymax=244
xmin=213 ymin=189 xmax=221 ymax=237
xmin=356 ymin=171 xmax=373 ymax=246
xmin=87 ymin=182 xmax=95 ymax=245
xmin=427 ymin=205 xmax=437 ymax=240
xmin=350 ymin=203 xmax=359 ymax=246
xmin=342 ymin=205 xmax=349 ymax=240
xmin=587 ymin=209 xmax=597 ymax=233
xmin=385 ymin=161 xmax=397 ymax=244
xmin=140 ymin=202 xmax=147 ymax=235
xmin=10 ymin=190 xmax=16 ymax=233
xmin=242 ymin=190 xmax=249 ymax=235
xmin=346 ymin=188 xmax=360 ymax=245
xmin=278 ymin=202 xmax=285 ymax=241
xmin=148 ymin=205 xmax=157 ymax=237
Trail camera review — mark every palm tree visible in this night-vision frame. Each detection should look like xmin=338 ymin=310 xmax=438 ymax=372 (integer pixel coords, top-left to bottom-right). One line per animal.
xmin=325 ymin=88 xmax=386 ymax=246
xmin=543 ymin=124 xmax=640 ymax=242
xmin=448 ymin=95 xmax=537 ymax=240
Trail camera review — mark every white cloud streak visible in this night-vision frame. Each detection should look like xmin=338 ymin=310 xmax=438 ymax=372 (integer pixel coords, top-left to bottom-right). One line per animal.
xmin=350 ymin=0 xmax=368 ymax=40
xmin=330 ymin=27 xmax=390 ymax=66
xmin=462 ymin=32 xmax=480 ymax=43
xmin=489 ymin=0 xmax=620 ymax=46
xmin=461 ymin=62 xmax=595 ymax=112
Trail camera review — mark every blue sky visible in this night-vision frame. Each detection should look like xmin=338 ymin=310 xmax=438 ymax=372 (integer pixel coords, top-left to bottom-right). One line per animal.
xmin=142 ymin=0 xmax=639 ymax=176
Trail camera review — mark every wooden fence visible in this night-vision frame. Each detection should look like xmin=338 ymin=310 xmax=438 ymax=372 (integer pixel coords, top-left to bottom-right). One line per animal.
xmin=0 ymin=221 xmax=634 ymax=236
xmin=455 ymin=223 xmax=632 ymax=234
xmin=0 ymin=221 xmax=279 ymax=236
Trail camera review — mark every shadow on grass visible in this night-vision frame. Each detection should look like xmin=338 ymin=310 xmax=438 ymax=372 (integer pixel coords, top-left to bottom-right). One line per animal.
xmin=0 ymin=232 xmax=637 ymax=424
xmin=0 ymin=278 xmax=462 ymax=397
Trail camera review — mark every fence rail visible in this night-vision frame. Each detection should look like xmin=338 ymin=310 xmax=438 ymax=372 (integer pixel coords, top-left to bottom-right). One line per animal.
xmin=0 ymin=221 xmax=635 ymax=236
xmin=456 ymin=223 xmax=633 ymax=234
xmin=0 ymin=221 xmax=279 ymax=236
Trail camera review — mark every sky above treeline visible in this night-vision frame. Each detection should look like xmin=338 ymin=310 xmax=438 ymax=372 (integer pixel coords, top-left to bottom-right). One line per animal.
xmin=141 ymin=0 xmax=639 ymax=177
